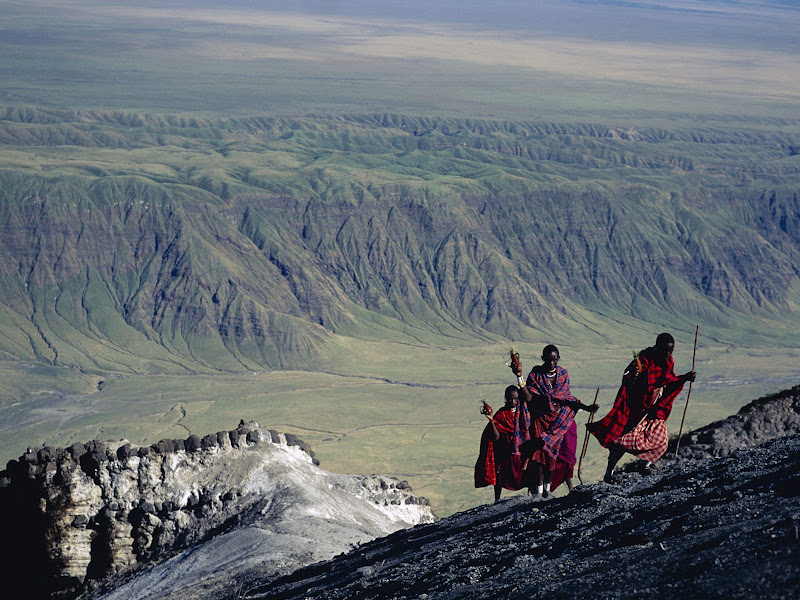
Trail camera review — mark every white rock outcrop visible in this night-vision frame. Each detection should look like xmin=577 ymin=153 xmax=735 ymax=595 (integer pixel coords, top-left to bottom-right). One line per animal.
xmin=0 ymin=421 xmax=434 ymax=600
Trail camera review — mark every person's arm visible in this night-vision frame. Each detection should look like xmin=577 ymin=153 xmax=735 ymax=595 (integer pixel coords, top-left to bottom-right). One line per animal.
xmin=550 ymin=370 xmax=598 ymax=413
xmin=517 ymin=385 xmax=532 ymax=404
xmin=523 ymin=387 xmax=552 ymax=413
xmin=622 ymin=357 xmax=641 ymax=382
xmin=487 ymin=416 xmax=501 ymax=441
xmin=552 ymin=397 xmax=599 ymax=413
xmin=509 ymin=356 xmax=526 ymax=387
xmin=663 ymin=370 xmax=696 ymax=394
xmin=481 ymin=403 xmax=501 ymax=441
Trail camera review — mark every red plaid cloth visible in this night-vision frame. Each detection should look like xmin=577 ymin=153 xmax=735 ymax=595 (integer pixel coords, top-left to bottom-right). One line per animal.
xmin=474 ymin=407 xmax=524 ymax=490
xmin=550 ymin=420 xmax=577 ymax=491
xmin=557 ymin=419 xmax=578 ymax=466
xmin=588 ymin=346 xmax=685 ymax=448
xmin=525 ymin=366 xmax=580 ymax=467
xmin=550 ymin=461 xmax=574 ymax=492
xmin=613 ymin=417 xmax=669 ymax=462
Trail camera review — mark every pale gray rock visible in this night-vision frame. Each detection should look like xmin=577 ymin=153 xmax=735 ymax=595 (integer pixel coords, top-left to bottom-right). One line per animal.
xmin=0 ymin=421 xmax=433 ymax=599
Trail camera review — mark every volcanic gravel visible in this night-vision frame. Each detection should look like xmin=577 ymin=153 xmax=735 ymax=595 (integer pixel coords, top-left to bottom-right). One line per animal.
xmin=245 ymin=434 xmax=800 ymax=600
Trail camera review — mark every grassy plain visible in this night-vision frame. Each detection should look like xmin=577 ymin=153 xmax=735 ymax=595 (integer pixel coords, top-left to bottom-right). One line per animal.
xmin=2 ymin=109 xmax=800 ymax=516
xmin=2 ymin=1 xmax=799 ymax=124
xmin=2 ymin=336 xmax=799 ymax=517
xmin=2 ymin=110 xmax=799 ymax=515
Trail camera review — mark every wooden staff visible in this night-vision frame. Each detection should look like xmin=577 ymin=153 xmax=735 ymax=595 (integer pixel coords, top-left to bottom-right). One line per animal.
xmin=674 ymin=324 xmax=699 ymax=456
xmin=577 ymin=386 xmax=600 ymax=486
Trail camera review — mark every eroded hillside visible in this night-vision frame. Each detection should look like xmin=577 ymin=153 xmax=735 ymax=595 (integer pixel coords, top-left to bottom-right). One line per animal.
xmin=0 ymin=421 xmax=433 ymax=600
xmin=1 ymin=108 xmax=799 ymax=372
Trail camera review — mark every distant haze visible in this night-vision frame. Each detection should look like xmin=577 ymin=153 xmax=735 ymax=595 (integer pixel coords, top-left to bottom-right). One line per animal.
xmin=241 ymin=0 xmax=800 ymax=48
xmin=2 ymin=0 xmax=799 ymax=118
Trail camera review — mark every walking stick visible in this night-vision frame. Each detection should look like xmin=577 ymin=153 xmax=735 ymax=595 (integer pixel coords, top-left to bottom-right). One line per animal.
xmin=674 ymin=324 xmax=699 ymax=457
xmin=577 ymin=386 xmax=600 ymax=486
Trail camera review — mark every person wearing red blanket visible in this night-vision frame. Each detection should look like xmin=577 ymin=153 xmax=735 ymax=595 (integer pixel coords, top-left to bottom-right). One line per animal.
xmin=474 ymin=385 xmax=527 ymax=501
xmin=587 ymin=332 xmax=696 ymax=482
xmin=520 ymin=345 xmax=597 ymax=499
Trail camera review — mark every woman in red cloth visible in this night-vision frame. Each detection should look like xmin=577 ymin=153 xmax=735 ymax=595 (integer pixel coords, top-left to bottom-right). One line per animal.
xmin=588 ymin=333 xmax=696 ymax=482
xmin=474 ymin=385 xmax=526 ymax=501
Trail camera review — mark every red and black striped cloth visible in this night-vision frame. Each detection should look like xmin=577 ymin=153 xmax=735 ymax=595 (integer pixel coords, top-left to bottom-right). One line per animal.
xmin=551 ymin=420 xmax=577 ymax=490
xmin=588 ymin=346 xmax=685 ymax=449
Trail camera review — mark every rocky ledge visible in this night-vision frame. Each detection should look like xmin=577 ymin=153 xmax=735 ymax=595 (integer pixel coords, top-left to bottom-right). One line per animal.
xmin=662 ymin=383 xmax=800 ymax=461
xmin=0 ymin=421 xmax=433 ymax=599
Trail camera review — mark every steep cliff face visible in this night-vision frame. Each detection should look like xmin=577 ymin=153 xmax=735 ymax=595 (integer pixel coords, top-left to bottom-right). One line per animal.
xmin=0 ymin=422 xmax=433 ymax=600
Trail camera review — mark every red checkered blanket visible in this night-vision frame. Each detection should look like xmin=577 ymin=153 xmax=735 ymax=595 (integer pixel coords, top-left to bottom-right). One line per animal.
xmin=588 ymin=346 xmax=685 ymax=448
xmin=614 ymin=417 xmax=669 ymax=462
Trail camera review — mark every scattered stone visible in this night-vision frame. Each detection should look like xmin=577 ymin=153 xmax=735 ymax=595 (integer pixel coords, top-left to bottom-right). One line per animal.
xmin=37 ymin=447 xmax=55 ymax=463
xmin=246 ymin=435 xmax=800 ymax=600
xmin=116 ymin=443 xmax=133 ymax=461
xmin=152 ymin=439 xmax=175 ymax=454
xmin=68 ymin=442 xmax=87 ymax=461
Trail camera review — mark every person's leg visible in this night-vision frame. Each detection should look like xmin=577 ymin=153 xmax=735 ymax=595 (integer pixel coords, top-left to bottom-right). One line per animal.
xmin=528 ymin=463 xmax=544 ymax=499
xmin=542 ymin=466 xmax=553 ymax=498
xmin=494 ymin=484 xmax=502 ymax=502
xmin=565 ymin=478 xmax=574 ymax=493
xmin=604 ymin=447 xmax=625 ymax=482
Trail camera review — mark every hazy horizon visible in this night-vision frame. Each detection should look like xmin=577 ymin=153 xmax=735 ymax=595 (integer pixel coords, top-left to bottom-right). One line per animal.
xmin=2 ymin=0 xmax=799 ymax=120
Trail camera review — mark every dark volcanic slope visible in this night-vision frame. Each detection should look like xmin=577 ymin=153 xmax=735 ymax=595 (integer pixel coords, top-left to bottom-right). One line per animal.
xmin=245 ymin=435 xmax=800 ymax=600
xmin=663 ymin=384 xmax=800 ymax=461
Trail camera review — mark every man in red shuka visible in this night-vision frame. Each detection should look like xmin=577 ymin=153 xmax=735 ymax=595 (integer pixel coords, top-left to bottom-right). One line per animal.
xmin=588 ymin=332 xmax=696 ymax=482
xmin=520 ymin=345 xmax=597 ymax=499
xmin=475 ymin=385 xmax=526 ymax=501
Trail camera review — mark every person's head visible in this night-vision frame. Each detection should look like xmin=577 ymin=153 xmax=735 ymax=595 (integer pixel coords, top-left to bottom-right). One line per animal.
xmin=541 ymin=344 xmax=560 ymax=372
xmin=504 ymin=385 xmax=519 ymax=410
xmin=655 ymin=333 xmax=675 ymax=360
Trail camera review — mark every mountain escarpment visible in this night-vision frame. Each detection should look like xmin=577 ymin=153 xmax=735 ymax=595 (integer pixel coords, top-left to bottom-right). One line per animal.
xmin=1 ymin=109 xmax=799 ymax=372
